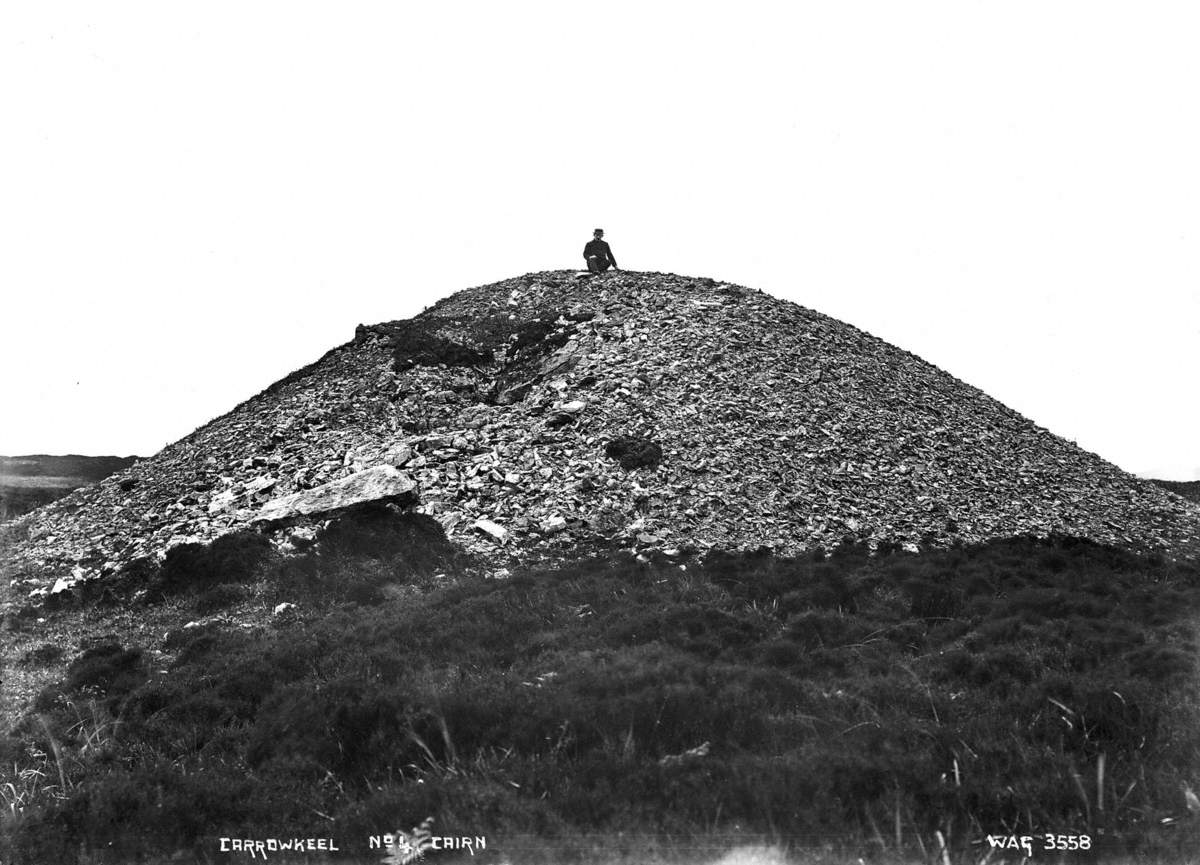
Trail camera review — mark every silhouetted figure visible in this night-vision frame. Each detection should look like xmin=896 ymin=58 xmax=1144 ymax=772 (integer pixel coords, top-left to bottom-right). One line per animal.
xmin=583 ymin=228 xmax=618 ymax=273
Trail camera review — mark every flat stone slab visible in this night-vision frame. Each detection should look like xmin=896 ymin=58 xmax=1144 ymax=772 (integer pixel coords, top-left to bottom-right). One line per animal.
xmin=254 ymin=465 xmax=417 ymax=524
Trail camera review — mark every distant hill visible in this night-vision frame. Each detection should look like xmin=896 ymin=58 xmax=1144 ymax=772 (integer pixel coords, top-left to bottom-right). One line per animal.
xmin=1151 ymin=478 xmax=1200 ymax=504
xmin=0 ymin=454 xmax=138 ymax=522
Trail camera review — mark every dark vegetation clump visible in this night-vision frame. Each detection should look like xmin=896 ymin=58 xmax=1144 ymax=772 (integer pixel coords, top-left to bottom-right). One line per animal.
xmin=20 ymin=643 xmax=66 ymax=666
xmin=72 ymin=511 xmax=458 ymax=611
xmin=604 ymin=435 xmax=663 ymax=470
xmin=75 ymin=554 xmax=160 ymax=606
xmin=386 ymin=318 xmax=492 ymax=372
xmin=507 ymin=317 xmax=570 ymax=358
xmin=384 ymin=309 xmax=576 ymax=376
xmin=30 ymin=643 xmax=150 ymax=726
xmin=157 ymin=530 xmax=272 ymax=594
xmin=381 ymin=310 xmax=581 ymax=398
xmin=315 ymin=506 xmax=445 ymax=560
xmin=228 ymin=302 xmax=583 ymax=428
xmin=272 ymin=509 xmax=465 ymax=606
xmin=6 ymin=535 xmax=1200 ymax=863
xmin=46 ymin=530 xmax=272 ymax=610
xmin=192 ymin=582 xmax=248 ymax=614
xmin=63 ymin=644 xmax=147 ymax=703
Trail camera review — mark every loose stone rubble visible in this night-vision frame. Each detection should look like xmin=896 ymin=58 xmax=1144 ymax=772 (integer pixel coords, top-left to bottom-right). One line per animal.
xmin=3 ymin=270 xmax=1198 ymax=602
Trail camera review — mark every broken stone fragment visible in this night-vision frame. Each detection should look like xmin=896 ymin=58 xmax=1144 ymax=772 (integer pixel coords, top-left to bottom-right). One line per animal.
xmin=275 ymin=525 xmax=318 ymax=554
xmin=208 ymin=489 xmax=238 ymax=514
xmin=243 ymin=476 xmax=278 ymax=497
xmin=497 ymin=380 xmax=534 ymax=405
xmin=254 ymin=465 xmax=417 ymax=524
xmin=472 ymin=518 xmax=508 ymax=542
xmin=384 ymin=443 xmax=414 ymax=467
xmin=344 ymin=442 xmax=414 ymax=472
xmin=540 ymin=342 xmax=586 ymax=378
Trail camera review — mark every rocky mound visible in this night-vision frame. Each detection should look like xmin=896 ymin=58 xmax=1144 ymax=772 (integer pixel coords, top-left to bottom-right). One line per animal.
xmin=3 ymin=270 xmax=1198 ymax=603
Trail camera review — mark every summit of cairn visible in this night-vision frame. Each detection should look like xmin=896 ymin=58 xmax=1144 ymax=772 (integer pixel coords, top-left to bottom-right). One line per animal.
xmin=4 ymin=270 xmax=1198 ymax=601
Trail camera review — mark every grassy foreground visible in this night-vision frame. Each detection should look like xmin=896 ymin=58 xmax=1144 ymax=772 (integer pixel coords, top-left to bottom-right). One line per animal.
xmin=3 ymin=513 xmax=1200 ymax=864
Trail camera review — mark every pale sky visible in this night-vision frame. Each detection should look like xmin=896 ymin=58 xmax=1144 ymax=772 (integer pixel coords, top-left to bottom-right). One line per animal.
xmin=2 ymin=2 xmax=1198 ymax=480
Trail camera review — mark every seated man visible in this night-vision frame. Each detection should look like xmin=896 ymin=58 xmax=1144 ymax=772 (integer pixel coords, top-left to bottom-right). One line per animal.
xmin=583 ymin=228 xmax=618 ymax=273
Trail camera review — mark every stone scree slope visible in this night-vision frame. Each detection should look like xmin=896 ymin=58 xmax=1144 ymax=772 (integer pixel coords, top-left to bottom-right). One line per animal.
xmin=4 ymin=270 xmax=1199 ymax=601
